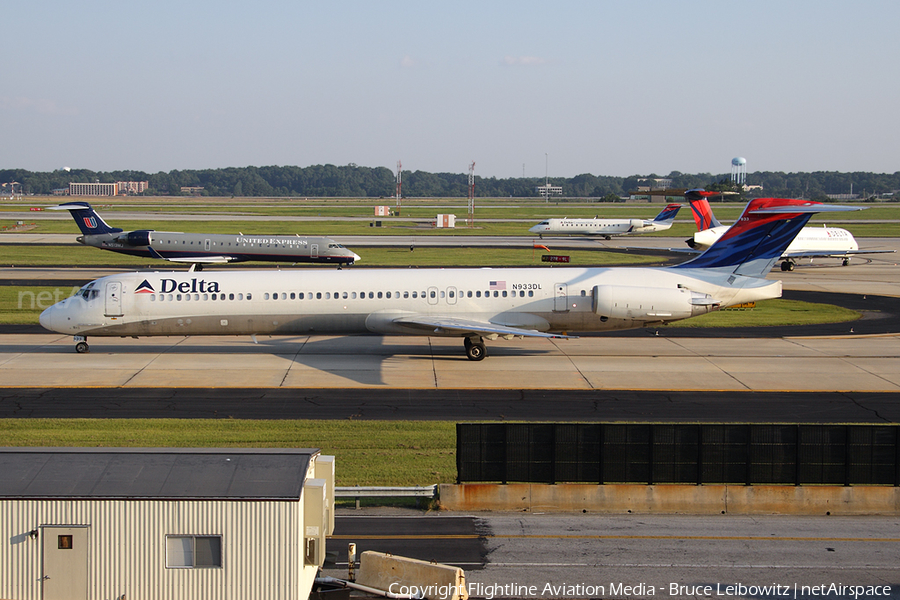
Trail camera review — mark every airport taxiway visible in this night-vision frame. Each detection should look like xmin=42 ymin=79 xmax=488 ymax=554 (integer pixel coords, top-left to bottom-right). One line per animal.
xmin=1 ymin=332 xmax=898 ymax=391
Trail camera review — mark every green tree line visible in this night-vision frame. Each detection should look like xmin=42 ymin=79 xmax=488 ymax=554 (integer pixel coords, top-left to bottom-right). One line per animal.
xmin=2 ymin=166 xmax=898 ymax=200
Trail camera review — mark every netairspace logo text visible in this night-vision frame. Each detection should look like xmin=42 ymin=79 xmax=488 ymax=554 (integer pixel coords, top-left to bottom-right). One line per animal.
xmin=458 ymin=582 xmax=893 ymax=600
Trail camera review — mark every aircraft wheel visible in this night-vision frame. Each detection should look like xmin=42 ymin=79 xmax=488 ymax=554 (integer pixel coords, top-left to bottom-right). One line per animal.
xmin=465 ymin=342 xmax=486 ymax=361
xmin=75 ymin=341 xmax=90 ymax=354
xmin=780 ymin=261 xmax=794 ymax=272
xmin=842 ymin=258 xmax=850 ymax=266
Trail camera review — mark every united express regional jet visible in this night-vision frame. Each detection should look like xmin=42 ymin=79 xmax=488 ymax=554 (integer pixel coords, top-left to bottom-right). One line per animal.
xmin=49 ymin=202 xmax=360 ymax=267
xmin=40 ymin=198 xmax=858 ymax=359
xmin=529 ymin=203 xmax=682 ymax=239
xmin=684 ymin=190 xmax=892 ymax=271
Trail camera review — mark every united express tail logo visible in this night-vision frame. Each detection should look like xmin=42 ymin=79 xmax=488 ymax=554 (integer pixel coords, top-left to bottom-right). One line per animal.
xmin=83 ymin=216 xmax=98 ymax=229
xmin=135 ymin=280 xmax=155 ymax=294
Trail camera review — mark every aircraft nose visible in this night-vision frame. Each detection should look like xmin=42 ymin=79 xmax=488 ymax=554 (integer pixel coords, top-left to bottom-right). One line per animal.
xmin=39 ymin=306 xmax=55 ymax=331
xmin=351 ymin=252 xmax=361 ymax=263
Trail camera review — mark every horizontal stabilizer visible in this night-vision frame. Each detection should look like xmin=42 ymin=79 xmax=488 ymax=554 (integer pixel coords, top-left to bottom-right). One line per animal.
xmin=749 ymin=204 xmax=864 ymax=215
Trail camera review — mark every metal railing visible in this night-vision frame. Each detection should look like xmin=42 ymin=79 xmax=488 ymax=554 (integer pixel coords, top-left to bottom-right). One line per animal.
xmin=335 ymin=485 xmax=437 ymax=509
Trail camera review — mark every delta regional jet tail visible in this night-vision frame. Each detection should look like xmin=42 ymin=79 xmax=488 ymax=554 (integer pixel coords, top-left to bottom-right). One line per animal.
xmin=49 ymin=202 xmax=360 ymax=267
xmin=529 ymin=203 xmax=682 ymax=240
xmin=684 ymin=189 xmax=893 ymax=271
xmin=41 ymin=198 xmax=859 ymax=360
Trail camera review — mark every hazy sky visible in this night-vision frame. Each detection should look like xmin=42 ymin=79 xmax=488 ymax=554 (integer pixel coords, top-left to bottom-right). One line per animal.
xmin=3 ymin=1 xmax=898 ymax=178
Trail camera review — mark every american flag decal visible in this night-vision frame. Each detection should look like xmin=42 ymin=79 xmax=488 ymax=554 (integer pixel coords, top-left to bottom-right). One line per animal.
xmin=489 ymin=280 xmax=506 ymax=290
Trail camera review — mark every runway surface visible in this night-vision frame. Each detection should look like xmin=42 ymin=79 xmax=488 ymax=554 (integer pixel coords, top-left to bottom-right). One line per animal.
xmin=321 ymin=512 xmax=900 ymax=599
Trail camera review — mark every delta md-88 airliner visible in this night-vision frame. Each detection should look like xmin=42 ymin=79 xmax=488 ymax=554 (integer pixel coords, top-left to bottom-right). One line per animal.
xmin=50 ymin=202 xmax=360 ymax=267
xmin=40 ymin=198 xmax=858 ymax=360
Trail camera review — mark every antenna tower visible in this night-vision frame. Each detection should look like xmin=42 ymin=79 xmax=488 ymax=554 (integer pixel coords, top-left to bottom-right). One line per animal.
xmin=467 ymin=161 xmax=476 ymax=226
xmin=395 ymin=160 xmax=402 ymax=212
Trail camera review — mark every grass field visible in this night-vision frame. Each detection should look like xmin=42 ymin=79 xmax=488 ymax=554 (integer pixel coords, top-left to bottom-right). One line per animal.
xmin=3 ymin=196 xmax=900 ymax=236
xmin=0 ymin=419 xmax=457 ymax=487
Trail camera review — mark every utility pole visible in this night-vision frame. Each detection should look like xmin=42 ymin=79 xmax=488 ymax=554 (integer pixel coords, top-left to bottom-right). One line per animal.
xmin=467 ymin=161 xmax=476 ymax=226
xmin=395 ymin=160 xmax=402 ymax=215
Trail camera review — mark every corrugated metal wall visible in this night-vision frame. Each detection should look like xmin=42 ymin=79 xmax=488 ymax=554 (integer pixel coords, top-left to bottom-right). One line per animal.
xmin=0 ymin=499 xmax=315 ymax=600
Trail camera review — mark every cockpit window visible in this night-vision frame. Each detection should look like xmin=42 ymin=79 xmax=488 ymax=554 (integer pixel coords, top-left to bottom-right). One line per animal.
xmin=78 ymin=283 xmax=99 ymax=301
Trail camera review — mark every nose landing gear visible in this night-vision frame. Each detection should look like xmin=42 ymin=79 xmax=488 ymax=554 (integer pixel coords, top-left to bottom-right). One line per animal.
xmin=74 ymin=336 xmax=90 ymax=353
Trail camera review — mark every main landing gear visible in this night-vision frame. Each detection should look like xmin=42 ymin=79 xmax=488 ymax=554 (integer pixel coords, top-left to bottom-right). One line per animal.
xmin=74 ymin=336 xmax=90 ymax=353
xmin=780 ymin=259 xmax=795 ymax=271
xmin=464 ymin=336 xmax=486 ymax=361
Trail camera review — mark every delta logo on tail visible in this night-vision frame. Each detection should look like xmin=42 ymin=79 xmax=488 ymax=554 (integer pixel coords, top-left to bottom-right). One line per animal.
xmin=135 ymin=280 xmax=155 ymax=294
xmin=654 ymin=203 xmax=682 ymax=222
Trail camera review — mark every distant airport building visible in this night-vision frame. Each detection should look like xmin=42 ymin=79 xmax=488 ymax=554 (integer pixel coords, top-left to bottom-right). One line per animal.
xmin=635 ymin=178 xmax=673 ymax=191
xmin=0 ymin=447 xmax=335 ymax=600
xmin=69 ymin=181 xmax=149 ymax=196
xmin=536 ymin=183 xmax=563 ymax=198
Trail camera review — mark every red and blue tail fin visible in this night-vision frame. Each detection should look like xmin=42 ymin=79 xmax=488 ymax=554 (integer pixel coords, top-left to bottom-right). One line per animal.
xmin=672 ymin=198 xmax=860 ymax=277
xmin=53 ymin=202 xmax=123 ymax=235
xmin=652 ymin=203 xmax=682 ymax=223
xmin=684 ymin=189 xmax=722 ymax=231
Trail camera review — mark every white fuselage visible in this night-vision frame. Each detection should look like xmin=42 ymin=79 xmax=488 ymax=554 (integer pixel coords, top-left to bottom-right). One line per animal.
xmin=692 ymin=224 xmax=859 ymax=255
xmin=529 ymin=218 xmax=672 ymax=237
xmin=39 ymin=266 xmax=780 ymax=339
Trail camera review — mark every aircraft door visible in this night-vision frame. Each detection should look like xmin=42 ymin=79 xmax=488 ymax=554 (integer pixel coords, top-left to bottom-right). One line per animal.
xmin=427 ymin=286 xmax=439 ymax=305
xmin=42 ymin=526 xmax=89 ymax=600
xmin=204 ymin=238 xmax=211 ymax=252
xmin=554 ymin=283 xmax=568 ymax=312
xmin=311 ymin=244 xmax=319 ymax=259
xmin=105 ymin=281 xmax=124 ymax=317
xmin=446 ymin=286 xmax=457 ymax=305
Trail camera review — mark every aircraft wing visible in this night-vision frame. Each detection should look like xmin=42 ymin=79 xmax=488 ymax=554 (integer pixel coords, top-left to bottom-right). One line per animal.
xmin=393 ymin=315 xmax=577 ymax=339
xmin=147 ymin=247 xmax=236 ymax=264
xmin=781 ymin=248 xmax=896 ymax=259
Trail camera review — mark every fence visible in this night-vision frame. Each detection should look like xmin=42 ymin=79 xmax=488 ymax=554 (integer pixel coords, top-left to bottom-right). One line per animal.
xmin=457 ymin=423 xmax=900 ymax=486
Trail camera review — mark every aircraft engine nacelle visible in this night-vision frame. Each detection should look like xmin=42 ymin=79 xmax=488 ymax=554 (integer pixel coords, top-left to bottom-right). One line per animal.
xmin=592 ymin=285 xmax=717 ymax=321
xmin=629 ymin=219 xmax=646 ymax=229
xmin=118 ymin=230 xmax=153 ymax=246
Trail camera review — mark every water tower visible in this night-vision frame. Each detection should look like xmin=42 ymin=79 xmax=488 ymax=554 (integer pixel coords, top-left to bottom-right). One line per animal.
xmin=731 ymin=157 xmax=747 ymax=186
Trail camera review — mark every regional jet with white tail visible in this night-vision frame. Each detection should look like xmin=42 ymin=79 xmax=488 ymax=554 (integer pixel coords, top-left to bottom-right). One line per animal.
xmin=684 ymin=190 xmax=893 ymax=271
xmin=49 ymin=202 xmax=360 ymax=267
xmin=529 ymin=203 xmax=682 ymax=239
xmin=41 ymin=198 xmax=858 ymax=359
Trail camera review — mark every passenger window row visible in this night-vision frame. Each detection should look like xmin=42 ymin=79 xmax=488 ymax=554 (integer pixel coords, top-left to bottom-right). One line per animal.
xmin=150 ymin=292 xmax=250 ymax=302
xmin=261 ymin=289 xmax=536 ymax=300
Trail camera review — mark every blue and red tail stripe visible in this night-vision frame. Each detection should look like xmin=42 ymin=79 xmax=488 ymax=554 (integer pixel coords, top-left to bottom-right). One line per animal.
xmin=653 ymin=203 xmax=682 ymax=222
xmin=672 ymin=198 xmax=822 ymax=275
